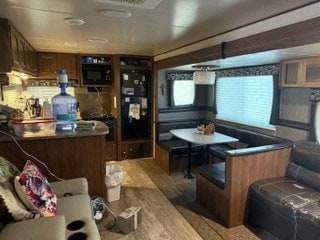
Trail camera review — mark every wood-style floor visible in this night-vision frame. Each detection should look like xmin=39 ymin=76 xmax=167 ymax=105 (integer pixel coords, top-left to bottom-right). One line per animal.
xmin=98 ymin=158 xmax=273 ymax=240
xmin=98 ymin=159 xmax=202 ymax=240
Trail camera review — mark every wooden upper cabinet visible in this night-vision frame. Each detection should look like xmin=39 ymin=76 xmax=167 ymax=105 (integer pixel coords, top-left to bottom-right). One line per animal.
xmin=9 ymin=22 xmax=37 ymax=74
xmin=280 ymin=57 xmax=320 ymax=88
xmin=0 ymin=18 xmax=38 ymax=75
xmin=59 ymin=54 xmax=78 ymax=79
xmin=38 ymin=53 xmax=57 ymax=78
xmin=38 ymin=53 xmax=78 ymax=79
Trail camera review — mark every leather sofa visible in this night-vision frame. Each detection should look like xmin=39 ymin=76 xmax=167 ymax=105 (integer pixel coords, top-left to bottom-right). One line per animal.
xmin=0 ymin=178 xmax=100 ymax=240
xmin=247 ymin=141 xmax=320 ymax=240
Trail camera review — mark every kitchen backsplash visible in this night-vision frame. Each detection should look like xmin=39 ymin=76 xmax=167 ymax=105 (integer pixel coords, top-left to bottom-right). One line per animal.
xmin=0 ymin=73 xmax=111 ymax=118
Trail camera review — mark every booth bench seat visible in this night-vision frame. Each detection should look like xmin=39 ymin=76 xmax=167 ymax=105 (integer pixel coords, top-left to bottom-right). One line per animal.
xmin=196 ymin=140 xmax=293 ymax=228
xmin=157 ymin=138 xmax=204 ymax=155
xmin=155 ymin=121 xmax=289 ymax=175
xmin=155 ymin=120 xmax=205 ymax=174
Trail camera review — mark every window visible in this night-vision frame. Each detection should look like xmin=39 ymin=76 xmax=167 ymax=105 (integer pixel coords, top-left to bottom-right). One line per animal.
xmin=170 ymin=80 xmax=195 ymax=106
xmin=216 ymin=75 xmax=274 ymax=129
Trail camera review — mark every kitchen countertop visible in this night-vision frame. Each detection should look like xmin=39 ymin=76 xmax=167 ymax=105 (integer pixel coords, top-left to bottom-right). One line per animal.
xmin=0 ymin=121 xmax=109 ymax=142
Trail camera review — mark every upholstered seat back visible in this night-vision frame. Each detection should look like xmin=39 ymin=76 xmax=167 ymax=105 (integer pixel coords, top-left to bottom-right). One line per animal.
xmin=286 ymin=141 xmax=320 ymax=191
xmin=236 ymin=129 xmax=285 ymax=147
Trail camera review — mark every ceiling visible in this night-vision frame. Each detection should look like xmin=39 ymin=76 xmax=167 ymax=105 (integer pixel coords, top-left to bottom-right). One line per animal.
xmin=1 ymin=0 xmax=320 ymax=71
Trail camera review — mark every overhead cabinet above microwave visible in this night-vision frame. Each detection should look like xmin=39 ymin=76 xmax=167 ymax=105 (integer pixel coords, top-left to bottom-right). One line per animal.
xmin=79 ymin=55 xmax=113 ymax=87
xmin=0 ymin=18 xmax=38 ymax=76
xmin=37 ymin=52 xmax=78 ymax=80
xmin=280 ymin=57 xmax=320 ymax=88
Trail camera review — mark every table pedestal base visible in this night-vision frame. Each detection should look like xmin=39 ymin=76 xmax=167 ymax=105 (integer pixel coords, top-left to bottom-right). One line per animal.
xmin=184 ymin=173 xmax=194 ymax=179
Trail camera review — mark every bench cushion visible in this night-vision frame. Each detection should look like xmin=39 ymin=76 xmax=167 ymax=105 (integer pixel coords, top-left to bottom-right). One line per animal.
xmin=250 ymin=177 xmax=320 ymax=230
xmin=157 ymin=139 xmax=204 ymax=155
xmin=197 ymin=163 xmax=225 ymax=189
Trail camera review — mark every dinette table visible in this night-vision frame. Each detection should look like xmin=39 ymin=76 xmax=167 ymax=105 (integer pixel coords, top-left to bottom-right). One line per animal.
xmin=170 ymin=128 xmax=239 ymax=179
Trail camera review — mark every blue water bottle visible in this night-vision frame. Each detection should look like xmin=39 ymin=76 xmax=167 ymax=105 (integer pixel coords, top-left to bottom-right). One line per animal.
xmin=52 ymin=69 xmax=77 ymax=131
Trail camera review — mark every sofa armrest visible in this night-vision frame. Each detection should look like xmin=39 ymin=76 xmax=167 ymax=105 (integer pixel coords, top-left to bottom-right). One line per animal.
xmin=0 ymin=216 xmax=66 ymax=240
xmin=50 ymin=178 xmax=88 ymax=198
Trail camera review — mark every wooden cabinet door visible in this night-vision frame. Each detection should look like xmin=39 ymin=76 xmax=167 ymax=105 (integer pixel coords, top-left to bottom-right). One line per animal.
xmin=302 ymin=57 xmax=320 ymax=87
xmin=59 ymin=54 xmax=78 ymax=79
xmin=24 ymin=44 xmax=31 ymax=70
xmin=10 ymin=27 xmax=29 ymax=72
xmin=105 ymin=142 xmax=117 ymax=160
xmin=280 ymin=59 xmax=304 ymax=87
xmin=120 ymin=141 xmax=152 ymax=159
xmin=38 ymin=53 xmax=58 ymax=78
xmin=29 ymin=46 xmax=38 ymax=74
xmin=17 ymin=37 xmax=26 ymax=68
xmin=38 ymin=53 xmax=78 ymax=79
xmin=23 ymin=44 xmax=38 ymax=75
xmin=10 ymin=28 xmax=20 ymax=67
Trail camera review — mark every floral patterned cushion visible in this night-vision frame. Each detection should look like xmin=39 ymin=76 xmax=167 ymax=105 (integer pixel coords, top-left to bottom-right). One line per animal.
xmin=14 ymin=160 xmax=57 ymax=217
xmin=0 ymin=156 xmax=34 ymax=223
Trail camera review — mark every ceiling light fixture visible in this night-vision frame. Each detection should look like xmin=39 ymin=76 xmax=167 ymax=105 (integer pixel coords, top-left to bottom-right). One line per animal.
xmin=100 ymin=9 xmax=131 ymax=18
xmin=88 ymin=37 xmax=108 ymax=44
xmin=64 ymin=41 xmax=78 ymax=47
xmin=94 ymin=0 xmax=162 ymax=9
xmin=192 ymin=65 xmax=218 ymax=85
xmin=64 ymin=17 xmax=85 ymax=25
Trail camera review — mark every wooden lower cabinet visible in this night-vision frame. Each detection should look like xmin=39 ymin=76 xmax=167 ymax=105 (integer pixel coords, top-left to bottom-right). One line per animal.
xmin=119 ymin=140 xmax=152 ymax=159
xmin=0 ymin=135 xmax=106 ymax=196
xmin=105 ymin=142 xmax=117 ymax=160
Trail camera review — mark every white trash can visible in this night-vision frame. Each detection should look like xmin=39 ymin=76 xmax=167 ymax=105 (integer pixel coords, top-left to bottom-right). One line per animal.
xmin=105 ymin=164 xmax=123 ymax=202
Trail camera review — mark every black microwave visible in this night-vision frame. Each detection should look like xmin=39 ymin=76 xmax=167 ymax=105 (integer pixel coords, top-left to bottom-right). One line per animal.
xmin=81 ymin=64 xmax=112 ymax=86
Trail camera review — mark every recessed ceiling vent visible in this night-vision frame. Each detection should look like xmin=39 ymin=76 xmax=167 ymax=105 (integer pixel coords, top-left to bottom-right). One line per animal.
xmin=94 ymin=0 xmax=162 ymax=9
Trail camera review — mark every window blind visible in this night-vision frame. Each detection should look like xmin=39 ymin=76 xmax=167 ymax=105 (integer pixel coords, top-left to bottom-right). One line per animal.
xmin=216 ymin=76 xmax=274 ymax=129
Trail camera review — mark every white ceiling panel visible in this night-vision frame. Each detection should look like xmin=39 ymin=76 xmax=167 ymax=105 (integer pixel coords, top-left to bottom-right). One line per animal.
xmin=0 ymin=0 xmax=319 ymax=68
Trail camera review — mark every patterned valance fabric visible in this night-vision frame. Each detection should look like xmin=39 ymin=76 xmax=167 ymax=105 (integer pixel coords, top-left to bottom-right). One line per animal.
xmin=167 ymin=72 xmax=193 ymax=81
xmin=215 ymin=64 xmax=279 ymax=78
